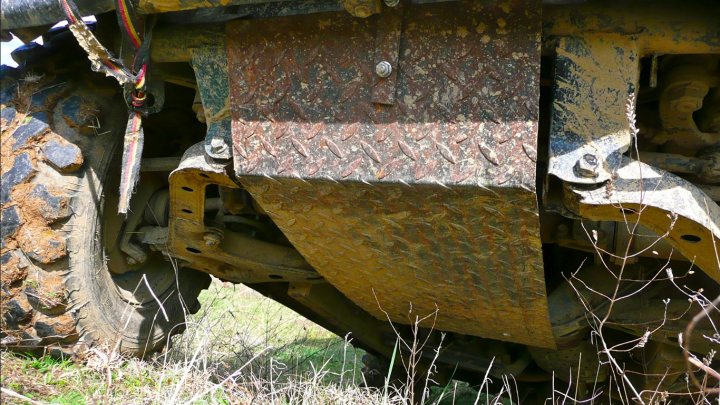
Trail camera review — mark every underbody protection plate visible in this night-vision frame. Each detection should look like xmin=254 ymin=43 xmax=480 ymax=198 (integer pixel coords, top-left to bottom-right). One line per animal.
xmin=227 ymin=0 xmax=554 ymax=347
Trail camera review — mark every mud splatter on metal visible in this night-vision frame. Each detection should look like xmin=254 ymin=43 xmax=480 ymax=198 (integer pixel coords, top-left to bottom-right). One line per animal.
xmin=228 ymin=0 xmax=554 ymax=347
xmin=547 ymin=36 xmax=639 ymax=185
xmin=191 ymin=47 xmax=233 ymax=160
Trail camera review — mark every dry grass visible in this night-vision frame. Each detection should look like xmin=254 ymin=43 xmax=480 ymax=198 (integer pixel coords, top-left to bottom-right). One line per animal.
xmin=1 ymin=259 xmax=717 ymax=404
xmin=0 ymin=280 xmax=486 ymax=405
xmin=1 ymin=275 xmax=717 ymax=404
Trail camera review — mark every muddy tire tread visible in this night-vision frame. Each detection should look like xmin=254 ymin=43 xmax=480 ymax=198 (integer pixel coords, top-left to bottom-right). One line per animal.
xmin=1 ymin=39 xmax=209 ymax=357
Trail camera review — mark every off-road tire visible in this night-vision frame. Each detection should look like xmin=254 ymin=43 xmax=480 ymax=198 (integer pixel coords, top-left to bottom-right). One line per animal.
xmin=1 ymin=42 xmax=210 ymax=357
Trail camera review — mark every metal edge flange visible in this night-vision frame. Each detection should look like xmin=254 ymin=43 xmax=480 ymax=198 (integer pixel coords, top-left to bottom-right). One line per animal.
xmin=564 ymin=156 xmax=720 ymax=281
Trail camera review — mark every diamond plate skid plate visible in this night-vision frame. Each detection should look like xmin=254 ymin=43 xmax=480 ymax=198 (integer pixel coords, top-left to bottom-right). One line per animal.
xmin=227 ymin=0 xmax=554 ymax=347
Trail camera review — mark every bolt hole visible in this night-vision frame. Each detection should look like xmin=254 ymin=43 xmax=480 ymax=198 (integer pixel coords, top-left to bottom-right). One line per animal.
xmin=186 ymin=247 xmax=201 ymax=254
xmin=680 ymin=234 xmax=701 ymax=243
xmin=619 ymin=208 xmax=637 ymax=216
xmin=305 ymin=276 xmax=323 ymax=281
xmin=182 ymin=186 xmax=194 ymax=192
xmin=268 ymin=275 xmax=283 ymax=280
xmin=199 ymin=173 xmax=210 ymax=179
xmin=181 ymin=209 xmax=193 ymax=214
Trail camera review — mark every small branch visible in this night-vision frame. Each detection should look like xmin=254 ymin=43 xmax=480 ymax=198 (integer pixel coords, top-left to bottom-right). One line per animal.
xmin=687 ymin=357 xmax=720 ymax=382
xmin=0 ymin=387 xmax=45 ymax=405
xmin=683 ymin=294 xmax=720 ymax=394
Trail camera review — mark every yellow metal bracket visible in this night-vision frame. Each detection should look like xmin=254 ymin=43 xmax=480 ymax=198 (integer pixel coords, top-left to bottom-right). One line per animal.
xmin=565 ymin=158 xmax=720 ymax=281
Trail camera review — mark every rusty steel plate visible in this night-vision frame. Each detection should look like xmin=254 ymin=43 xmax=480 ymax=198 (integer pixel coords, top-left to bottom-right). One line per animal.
xmin=227 ymin=0 xmax=554 ymax=347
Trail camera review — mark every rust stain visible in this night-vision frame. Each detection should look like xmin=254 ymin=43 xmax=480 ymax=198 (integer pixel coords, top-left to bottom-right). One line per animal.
xmin=227 ymin=0 xmax=553 ymax=347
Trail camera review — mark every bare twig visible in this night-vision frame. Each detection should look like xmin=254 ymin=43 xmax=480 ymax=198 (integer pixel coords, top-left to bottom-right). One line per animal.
xmin=683 ymin=294 xmax=720 ymax=394
xmin=0 ymin=387 xmax=45 ymax=405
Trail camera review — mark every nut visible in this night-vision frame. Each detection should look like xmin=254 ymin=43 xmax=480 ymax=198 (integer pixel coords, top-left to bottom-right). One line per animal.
xmin=203 ymin=228 xmax=224 ymax=246
xmin=575 ymin=153 xmax=600 ymax=178
xmin=209 ymin=137 xmax=228 ymax=155
xmin=353 ymin=5 xmax=372 ymax=17
xmin=375 ymin=61 xmax=393 ymax=78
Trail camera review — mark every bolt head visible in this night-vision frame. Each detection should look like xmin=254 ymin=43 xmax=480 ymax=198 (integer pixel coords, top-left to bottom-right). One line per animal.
xmin=582 ymin=153 xmax=598 ymax=166
xmin=576 ymin=153 xmax=600 ymax=178
xmin=203 ymin=230 xmax=223 ymax=246
xmin=353 ymin=5 xmax=372 ymax=17
xmin=375 ymin=61 xmax=393 ymax=78
xmin=209 ymin=137 xmax=228 ymax=154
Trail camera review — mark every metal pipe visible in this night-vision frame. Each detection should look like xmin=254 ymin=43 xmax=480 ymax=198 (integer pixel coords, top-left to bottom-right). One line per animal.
xmin=1 ymin=0 xmax=286 ymax=30
xmin=137 ymin=0 xmax=285 ymax=14
xmin=1 ymin=0 xmax=113 ymax=30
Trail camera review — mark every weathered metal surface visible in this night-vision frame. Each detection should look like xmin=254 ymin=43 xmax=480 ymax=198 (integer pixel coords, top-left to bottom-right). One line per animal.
xmin=547 ymin=35 xmax=639 ymax=185
xmin=158 ymin=0 xmax=345 ymax=25
xmin=151 ymin=25 xmax=224 ymax=63
xmin=139 ymin=0 xmax=283 ymax=13
xmin=137 ymin=0 xmax=454 ymax=15
xmin=191 ymin=47 xmax=232 ymax=160
xmin=167 ymin=143 xmax=321 ymax=283
xmin=371 ymin=6 xmax=402 ymax=105
xmin=227 ymin=0 xmax=555 ymax=347
xmin=241 ymin=179 xmax=551 ymax=346
xmin=565 ymin=157 xmax=720 ymax=282
xmin=1 ymin=0 xmax=112 ymax=30
xmin=147 ymin=1 xmax=720 ymax=63
xmin=542 ymin=1 xmax=720 ymax=56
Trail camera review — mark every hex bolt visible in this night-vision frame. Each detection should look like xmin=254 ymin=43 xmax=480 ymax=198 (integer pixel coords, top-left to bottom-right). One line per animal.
xmin=575 ymin=153 xmax=600 ymax=178
xmin=583 ymin=153 xmax=597 ymax=166
xmin=203 ymin=228 xmax=224 ymax=247
xmin=209 ymin=137 xmax=228 ymax=155
xmin=352 ymin=5 xmax=372 ymax=17
xmin=375 ymin=61 xmax=393 ymax=78
xmin=384 ymin=0 xmax=399 ymax=7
